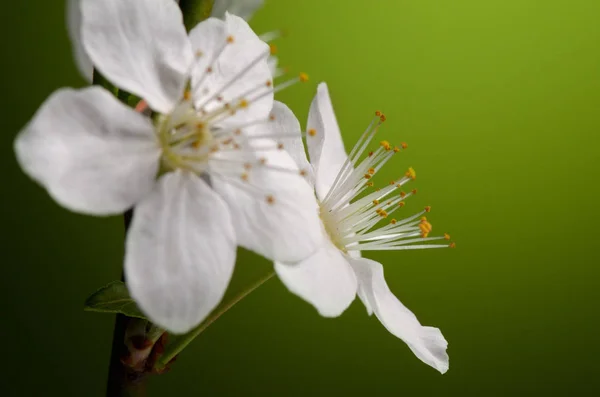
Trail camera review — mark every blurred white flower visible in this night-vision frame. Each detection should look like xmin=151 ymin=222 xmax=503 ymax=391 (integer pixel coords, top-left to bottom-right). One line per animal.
xmin=67 ymin=0 xmax=272 ymax=80
xmin=211 ymin=0 xmax=264 ymax=21
xmin=66 ymin=0 xmax=93 ymax=81
xmin=16 ymin=0 xmax=321 ymax=333
xmin=274 ymin=83 xmax=453 ymax=374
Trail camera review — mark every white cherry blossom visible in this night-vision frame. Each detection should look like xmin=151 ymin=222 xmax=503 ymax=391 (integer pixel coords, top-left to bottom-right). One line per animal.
xmin=15 ymin=0 xmax=321 ymax=333
xmin=211 ymin=0 xmax=264 ymax=21
xmin=275 ymin=83 xmax=453 ymax=373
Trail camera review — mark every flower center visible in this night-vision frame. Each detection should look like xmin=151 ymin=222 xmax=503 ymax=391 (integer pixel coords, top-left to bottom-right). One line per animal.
xmin=319 ymin=203 xmax=347 ymax=252
xmin=311 ymin=111 xmax=454 ymax=253
xmin=156 ymin=98 xmax=218 ymax=174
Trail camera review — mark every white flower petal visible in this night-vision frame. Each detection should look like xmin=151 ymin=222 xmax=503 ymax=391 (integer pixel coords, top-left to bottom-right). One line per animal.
xmin=346 ymin=250 xmax=371 ymax=314
xmin=275 ymin=240 xmax=357 ymax=317
xmin=187 ymin=17 xmax=226 ymax=75
xmin=348 ymin=257 xmax=449 ymax=373
xmin=211 ymin=0 xmax=264 ymax=21
xmin=189 ymin=13 xmax=272 ymax=126
xmin=247 ymin=101 xmax=314 ymax=185
xmin=14 ymin=87 xmax=160 ymax=215
xmin=125 ymin=171 xmax=237 ymax=334
xmin=211 ymin=143 xmax=322 ymax=263
xmin=81 ymin=0 xmax=193 ymax=113
xmin=306 ymin=82 xmax=349 ymax=200
xmin=66 ymin=0 xmax=93 ymax=82
xmin=357 ymin=287 xmax=374 ymax=316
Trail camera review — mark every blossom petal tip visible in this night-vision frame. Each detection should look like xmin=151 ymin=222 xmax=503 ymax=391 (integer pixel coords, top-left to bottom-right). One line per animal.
xmin=418 ymin=326 xmax=449 ymax=374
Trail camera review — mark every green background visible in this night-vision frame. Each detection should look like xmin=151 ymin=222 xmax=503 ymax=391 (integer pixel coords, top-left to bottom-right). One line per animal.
xmin=2 ymin=0 xmax=599 ymax=395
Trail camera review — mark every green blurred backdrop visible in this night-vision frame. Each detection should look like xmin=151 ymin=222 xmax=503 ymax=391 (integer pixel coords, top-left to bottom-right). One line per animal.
xmin=2 ymin=0 xmax=599 ymax=395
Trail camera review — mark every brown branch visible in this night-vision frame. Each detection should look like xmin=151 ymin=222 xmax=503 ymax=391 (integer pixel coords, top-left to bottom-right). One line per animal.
xmin=105 ymin=210 xmax=148 ymax=397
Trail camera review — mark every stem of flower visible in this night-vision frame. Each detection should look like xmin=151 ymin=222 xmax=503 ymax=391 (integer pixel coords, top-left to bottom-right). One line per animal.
xmin=106 ymin=311 xmax=148 ymax=397
xmin=105 ymin=211 xmax=146 ymax=397
xmin=155 ymin=270 xmax=276 ymax=369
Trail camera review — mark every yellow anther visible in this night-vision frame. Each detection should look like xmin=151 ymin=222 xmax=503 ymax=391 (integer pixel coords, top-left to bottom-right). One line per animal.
xmin=390 ymin=219 xmax=397 ymax=224
xmin=299 ymin=72 xmax=309 ymax=82
xmin=379 ymin=210 xmax=388 ymax=218
xmin=419 ymin=220 xmax=432 ymax=235
xmin=421 ymin=216 xmax=428 ymax=222
xmin=444 ymin=233 xmax=451 ymax=240
xmin=364 ymin=174 xmax=372 ymax=179
xmin=234 ymin=129 xmax=242 ymax=135
xmin=393 ymin=146 xmax=400 ymax=153
xmin=376 ymin=188 xmax=381 ymax=192
xmin=367 ymin=182 xmax=374 ymax=187
xmin=277 ymin=143 xmax=284 ymax=150
xmin=380 ymin=140 xmax=391 ymax=150
xmin=241 ymin=173 xmax=249 ymax=181
xmin=379 ymin=114 xmax=386 ymax=122
xmin=299 ymin=169 xmax=307 ymax=177
xmin=373 ymin=199 xmax=380 ymax=205
xmin=192 ymin=140 xmax=201 ymax=149
xmin=269 ymin=114 xmax=276 ymax=121
xmin=269 ymin=44 xmax=278 ymax=54
xmin=183 ymin=90 xmax=192 ymax=101
xmin=239 ymin=99 xmax=249 ymax=108
xmin=425 ymin=206 xmax=431 ymax=212
xmin=401 ymin=142 xmax=408 ymax=149
xmin=375 ymin=110 xmax=381 ymax=117
xmin=243 ymin=163 xmax=252 ymax=170
xmin=368 ymin=168 xmax=376 ymax=175
xmin=233 ymin=143 xmax=240 ymax=150
xmin=222 ymin=138 xmax=233 ymax=145
xmin=227 ymin=35 xmax=235 ymax=43
xmin=389 ymin=180 xmax=395 ymax=185
xmin=375 ymin=208 xmax=382 ymax=214
xmin=196 ymin=122 xmax=205 ymax=130
xmin=195 ymin=50 xmax=203 ymax=58
xmin=308 ymin=128 xmax=316 ymax=137
xmin=259 ymin=157 xmax=267 ymax=165
xmin=266 ymin=80 xmax=273 ymax=87
xmin=266 ymin=195 xmax=275 ymax=204
xmin=209 ymin=145 xmax=219 ymax=153
xmin=400 ymin=191 xmax=406 ymax=198
xmin=406 ymin=167 xmax=416 ymax=180
xmin=206 ymin=66 xmax=213 ymax=73
xmin=368 ymin=151 xmax=374 ymax=157
xmin=449 ymin=242 xmax=456 ymax=248
xmin=229 ymin=109 xmax=237 ymax=115
xmin=398 ymin=201 xmax=405 ymax=207
xmin=421 ymin=232 xmax=429 ymax=238
xmin=411 ymin=188 xmax=418 ymax=195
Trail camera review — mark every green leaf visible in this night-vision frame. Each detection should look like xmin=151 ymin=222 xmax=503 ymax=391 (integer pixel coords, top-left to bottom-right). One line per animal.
xmin=84 ymin=281 xmax=147 ymax=319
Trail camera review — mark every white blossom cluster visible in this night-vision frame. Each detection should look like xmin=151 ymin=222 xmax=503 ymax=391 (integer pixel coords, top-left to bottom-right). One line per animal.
xmin=15 ymin=0 xmax=452 ymax=373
